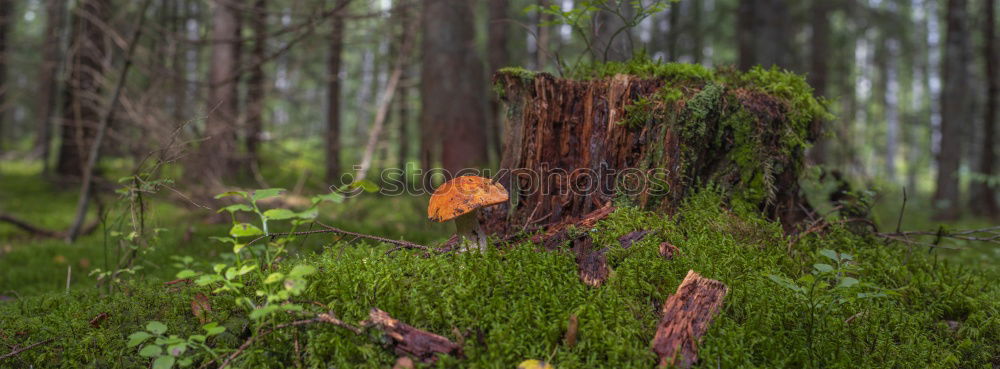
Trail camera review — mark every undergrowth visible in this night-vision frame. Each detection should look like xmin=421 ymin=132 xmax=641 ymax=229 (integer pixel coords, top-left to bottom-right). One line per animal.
xmin=2 ymin=190 xmax=996 ymax=368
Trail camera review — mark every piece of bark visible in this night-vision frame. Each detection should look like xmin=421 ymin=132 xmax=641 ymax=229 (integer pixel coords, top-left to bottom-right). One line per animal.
xmin=658 ymin=242 xmax=679 ymax=260
xmin=651 ymin=270 xmax=728 ymax=369
xmin=574 ymin=237 xmax=609 ymax=287
xmin=367 ymin=308 xmax=462 ymax=363
xmin=618 ymin=230 xmax=652 ymax=248
xmin=531 ymin=203 xmax=615 ymax=249
xmin=564 ymin=314 xmax=578 ymax=348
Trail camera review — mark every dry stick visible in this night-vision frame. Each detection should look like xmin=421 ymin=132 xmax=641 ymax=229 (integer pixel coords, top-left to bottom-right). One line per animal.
xmin=0 ymin=212 xmax=99 ymax=238
xmin=66 ymin=0 xmax=153 ymax=242
xmin=0 ymin=338 xmax=55 ymax=361
xmin=352 ymin=13 xmax=414 ymax=184
xmin=243 ymin=222 xmax=431 ymax=253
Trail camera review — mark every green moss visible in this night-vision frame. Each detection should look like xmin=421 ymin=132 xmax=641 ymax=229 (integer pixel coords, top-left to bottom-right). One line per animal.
xmin=4 ymin=191 xmax=997 ymax=368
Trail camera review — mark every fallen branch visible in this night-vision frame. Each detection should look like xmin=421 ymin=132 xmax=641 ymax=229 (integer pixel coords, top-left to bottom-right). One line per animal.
xmin=651 ymin=270 xmax=728 ymax=369
xmin=214 ymin=312 xmax=361 ymax=369
xmin=366 ymin=308 xmax=462 ymax=363
xmin=242 ymin=222 xmax=431 ymax=253
xmin=0 ymin=338 xmax=55 ymax=361
xmin=0 ymin=212 xmax=99 ymax=239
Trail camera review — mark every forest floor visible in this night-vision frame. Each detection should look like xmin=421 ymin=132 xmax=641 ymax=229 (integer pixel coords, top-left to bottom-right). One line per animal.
xmin=0 ymin=160 xmax=998 ymax=368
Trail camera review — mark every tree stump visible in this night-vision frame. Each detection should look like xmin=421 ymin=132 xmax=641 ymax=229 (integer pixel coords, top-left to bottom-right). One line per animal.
xmin=483 ymin=65 xmax=824 ymax=235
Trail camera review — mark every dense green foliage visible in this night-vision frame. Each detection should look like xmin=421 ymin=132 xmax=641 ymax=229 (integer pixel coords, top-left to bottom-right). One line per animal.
xmin=3 ymin=186 xmax=997 ymax=368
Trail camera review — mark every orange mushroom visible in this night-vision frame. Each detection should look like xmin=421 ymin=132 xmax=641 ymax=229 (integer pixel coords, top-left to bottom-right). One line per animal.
xmin=428 ymin=176 xmax=508 ymax=251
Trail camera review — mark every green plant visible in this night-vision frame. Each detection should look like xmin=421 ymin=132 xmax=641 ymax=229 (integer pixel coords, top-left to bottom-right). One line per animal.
xmin=768 ymin=249 xmax=892 ymax=367
xmin=127 ymin=321 xmax=226 ymax=368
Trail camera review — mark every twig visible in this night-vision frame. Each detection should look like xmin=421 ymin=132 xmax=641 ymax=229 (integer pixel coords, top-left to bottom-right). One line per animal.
xmin=66 ymin=0 xmax=153 ymax=242
xmin=0 ymin=338 xmax=55 ymax=360
xmin=214 ymin=312 xmax=361 ymax=369
xmin=0 ymin=212 xmax=99 ymax=239
xmin=243 ymin=222 xmax=431 ymax=253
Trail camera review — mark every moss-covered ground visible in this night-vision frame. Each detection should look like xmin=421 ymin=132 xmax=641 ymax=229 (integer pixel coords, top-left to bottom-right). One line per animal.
xmin=2 ymin=161 xmax=997 ymax=368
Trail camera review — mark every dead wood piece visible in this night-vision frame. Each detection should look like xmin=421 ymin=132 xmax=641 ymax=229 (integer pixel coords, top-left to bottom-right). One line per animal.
xmin=618 ymin=230 xmax=652 ymax=249
xmin=564 ymin=314 xmax=579 ymax=348
xmin=574 ymin=237 xmax=609 ymax=287
xmin=0 ymin=338 xmax=55 ymax=361
xmin=531 ymin=203 xmax=615 ymax=249
xmin=368 ymin=308 xmax=462 ymax=363
xmin=651 ymin=270 xmax=728 ymax=369
xmin=658 ymin=242 xmax=679 ymax=260
xmin=0 ymin=212 xmax=99 ymax=239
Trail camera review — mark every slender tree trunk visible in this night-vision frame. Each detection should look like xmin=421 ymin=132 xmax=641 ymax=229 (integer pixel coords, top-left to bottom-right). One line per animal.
xmin=0 ymin=0 xmax=11 ymax=153
xmin=394 ymin=0 xmax=411 ymax=173
xmin=690 ymin=0 xmax=703 ymax=64
xmin=36 ymin=0 xmax=65 ymax=173
xmin=885 ymin=41 xmax=900 ymax=182
xmin=667 ymin=1 xmax=682 ymax=61
xmin=419 ymin=0 xmax=489 ymax=174
xmin=535 ymin=0 xmax=550 ymax=69
xmin=934 ymin=0 xmax=970 ymax=220
xmin=488 ymin=0 xmax=509 ymax=163
xmin=56 ymin=0 xmax=109 ymax=177
xmin=325 ymin=0 xmax=348 ymax=182
xmin=593 ymin=1 xmax=630 ymax=62
xmin=246 ymin=0 xmax=266 ymax=167
xmin=195 ymin=0 xmax=241 ymax=188
xmin=806 ymin=0 xmax=830 ymax=164
xmin=737 ymin=0 xmax=791 ymax=70
xmin=973 ymin=0 xmax=999 ymax=217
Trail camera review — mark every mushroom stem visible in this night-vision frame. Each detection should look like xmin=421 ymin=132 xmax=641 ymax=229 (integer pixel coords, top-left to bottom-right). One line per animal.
xmin=454 ymin=210 xmax=487 ymax=251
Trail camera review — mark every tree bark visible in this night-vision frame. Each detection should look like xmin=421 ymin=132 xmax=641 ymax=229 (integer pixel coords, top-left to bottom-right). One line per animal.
xmin=934 ymin=0 xmax=970 ymax=220
xmin=973 ymin=0 xmax=999 ymax=217
xmin=325 ymin=0 xmax=348 ymax=182
xmin=535 ymin=0 xmax=550 ymax=69
xmin=193 ymin=0 xmax=241 ymax=189
xmin=0 ymin=0 xmax=11 ymax=153
xmin=737 ymin=0 xmax=792 ymax=70
xmin=35 ymin=0 xmax=66 ymax=173
xmin=246 ymin=0 xmax=267 ymax=168
xmin=488 ymin=0 xmax=510 ymax=162
xmin=419 ymin=0 xmax=489 ymax=174
xmin=806 ymin=0 xmax=830 ymax=164
xmin=651 ymin=270 xmax=728 ymax=369
xmin=484 ymin=71 xmax=819 ymax=235
xmin=55 ymin=0 xmax=109 ymax=178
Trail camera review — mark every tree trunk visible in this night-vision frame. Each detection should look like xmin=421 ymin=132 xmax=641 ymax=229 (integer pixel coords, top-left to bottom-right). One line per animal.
xmin=535 ymin=0 xmax=550 ymax=69
xmin=325 ymin=0 xmax=348 ymax=182
xmin=737 ymin=0 xmax=791 ymax=70
xmin=806 ymin=0 xmax=829 ymax=164
xmin=36 ymin=0 xmax=65 ymax=174
xmin=934 ymin=0 xmax=970 ymax=220
xmin=973 ymin=0 xmax=999 ymax=217
xmin=56 ymin=0 xmax=109 ymax=178
xmin=246 ymin=0 xmax=267 ymax=168
xmin=193 ymin=0 xmax=241 ymax=189
xmin=488 ymin=0 xmax=509 ymax=163
xmin=484 ymin=69 xmax=821 ymax=235
xmin=419 ymin=0 xmax=489 ymax=174
xmin=593 ymin=1 xmax=631 ymax=62
xmin=0 ymin=0 xmax=11 ymax=153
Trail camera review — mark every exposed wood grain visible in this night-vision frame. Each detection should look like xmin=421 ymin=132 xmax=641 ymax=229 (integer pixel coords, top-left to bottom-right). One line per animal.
xmin=368 ymin=308 xmax=462 ymax=363
xmin=652 ymin=270 xmax=728 ymax=369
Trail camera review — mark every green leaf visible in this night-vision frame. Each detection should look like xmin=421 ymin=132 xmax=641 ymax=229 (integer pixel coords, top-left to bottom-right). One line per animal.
xmin=248 ymin=305 xmax=282 ymax=320
xmin=233 ymin=243 xmax=247 ymax=254
xmin=237 ymin=264 xmax=257 ymax=276
xmin=146 ymin=321 xmax=168 ymax=335
xmin=203 ymin=323 xmax=226 ymax=336
xmin=818 ymin=249 xmax=839 ymax=262
xmin=209 ymin=236 xmax=237 ymax=245
xmin=311 ymin=192 xmax=344 ymax=204
xmin=152 ymin=355 xmax=175 ymax=369
xmin=188 ymin=334 xmax=206 ymax=343
xmin=262 ymin=208 xmax=297 ymax=220
xmin=295 ymin=208 xmax=318 ymax=220
xmin=264 ymin=272 xmax=285 ymax=284
xmin=229 ymin=223 xmax=264 ymax=238
xmin=288 ymin=265 xmax=316 ymax=278
xmin=214 ymin=191 xmax=248 ymax=200
xmin=166 ymin=343 xmax=187 ymax=356
xmin=813 ymin=263 xmax=834 ymax=273
xmin=768 ymin=274 xmax=803 ymax=293
xmin=837 ymin=277 xmax=859 ymax=288
xmin=194 ymin=274 xmax=222 ymax=286
xmin=251 ymin=188 xmax=286 ymax=201
xmin=138 ymin=344 xmax=162 ymax=357
xmin=127 ymin=331 xmax=153 ymax=347
xmin=217 ymin=204 xmax=252 ymax=214
xmin=175 ymin=270 xmax=197 ymax=279
xmin=177 ymin=357 xmax=193 ymax=367
xmin=349 ymin=180 xmax=379 ymax=193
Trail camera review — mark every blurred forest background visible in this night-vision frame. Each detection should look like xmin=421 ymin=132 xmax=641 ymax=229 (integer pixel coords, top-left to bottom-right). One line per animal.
xmin=0 ymin=0 xmax=995 ymax=222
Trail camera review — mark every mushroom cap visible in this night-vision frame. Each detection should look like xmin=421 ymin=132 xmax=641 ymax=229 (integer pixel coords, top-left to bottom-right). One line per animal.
xmin=428 ymin=176 xmax=509 ymax=222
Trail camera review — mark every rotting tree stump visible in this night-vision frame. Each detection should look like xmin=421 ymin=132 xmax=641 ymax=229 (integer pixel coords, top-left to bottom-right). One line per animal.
xmin=483 ymin=65 xmax=824 ymax=236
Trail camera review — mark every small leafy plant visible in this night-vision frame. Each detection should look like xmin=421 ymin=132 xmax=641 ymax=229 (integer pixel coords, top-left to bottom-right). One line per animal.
xmin=127 ymin=321 xmax=226 ymax=369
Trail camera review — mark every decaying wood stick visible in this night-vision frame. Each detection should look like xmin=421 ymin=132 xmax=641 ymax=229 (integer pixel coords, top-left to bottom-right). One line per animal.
xmin=367 ymin=308 xmax=462 ymax=363
xmin=0 ymin=338 xmax=55 ymax=361
xmin=573 ymin=237 xmax=609 ymax=287
xmin=651 ymin=270 xmax=728 ymax=369
xmin=0 ymin=212 xmax=99 ymax=239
